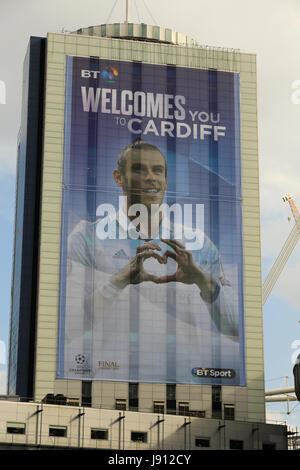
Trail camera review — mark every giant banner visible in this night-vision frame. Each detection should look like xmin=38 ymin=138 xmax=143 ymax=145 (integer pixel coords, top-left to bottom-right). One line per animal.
xmin=57 ymin=56 xmax=245 ymax=386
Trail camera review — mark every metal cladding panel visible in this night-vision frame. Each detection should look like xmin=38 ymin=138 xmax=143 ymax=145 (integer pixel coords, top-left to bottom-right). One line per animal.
xmin=8 ymin=36 xmax=46 ymax=399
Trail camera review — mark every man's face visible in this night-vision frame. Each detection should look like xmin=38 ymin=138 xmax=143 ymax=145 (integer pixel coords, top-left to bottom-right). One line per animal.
xmin=114 ymin=149 xmax=167 ymax=208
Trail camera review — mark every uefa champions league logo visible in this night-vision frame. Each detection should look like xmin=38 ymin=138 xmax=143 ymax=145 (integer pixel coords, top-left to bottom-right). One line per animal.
xmin=75 ymin=354 xmax=86 ymax=365
xmin=69 ymin=354 xmax=92 ymax=375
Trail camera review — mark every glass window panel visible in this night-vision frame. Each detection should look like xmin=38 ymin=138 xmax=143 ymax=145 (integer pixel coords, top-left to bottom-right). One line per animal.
xmin=7 ymin=422 xmax=26 ymax=434
xmin=91 ymin=428 xmax=108 ymax=440
xmin=131 ymin=432 xmax=147 ymax=443
xmin=49 ymin=426 xmax=67 ymax=437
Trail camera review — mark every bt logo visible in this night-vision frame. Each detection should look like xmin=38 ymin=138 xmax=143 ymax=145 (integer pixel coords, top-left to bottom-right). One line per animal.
xmin=81 ymin=67 xmax=119 ymax=84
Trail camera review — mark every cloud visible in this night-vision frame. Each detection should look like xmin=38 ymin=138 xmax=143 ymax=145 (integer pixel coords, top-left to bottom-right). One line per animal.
xmin=265 ymin=408 xmax=287 ymax=425
xmin=0 ymin=113 xmax=18 ymax=178
xmin=0 ymin=145 xmax=17 ymax=177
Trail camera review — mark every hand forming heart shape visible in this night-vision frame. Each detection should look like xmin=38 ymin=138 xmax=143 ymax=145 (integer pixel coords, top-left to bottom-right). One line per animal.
xmin=142 ymin=250 xmax=178 ymax=280
xmin=110 ymin=239 xmax=211 ymax=289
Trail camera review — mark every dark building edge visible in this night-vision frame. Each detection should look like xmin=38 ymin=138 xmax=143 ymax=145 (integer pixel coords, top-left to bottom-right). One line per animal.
xmin=8 ymin=37 xmax=46 ymax=400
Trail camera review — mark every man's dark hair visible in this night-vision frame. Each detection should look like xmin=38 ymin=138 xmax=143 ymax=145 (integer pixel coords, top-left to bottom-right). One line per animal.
xmin=117 ymin=138 xmax=167 ymax=176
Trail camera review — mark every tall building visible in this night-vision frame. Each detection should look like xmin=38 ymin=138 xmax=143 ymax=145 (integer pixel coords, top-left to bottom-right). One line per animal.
xmin=7 ymin=20 xmax=286 ymax=449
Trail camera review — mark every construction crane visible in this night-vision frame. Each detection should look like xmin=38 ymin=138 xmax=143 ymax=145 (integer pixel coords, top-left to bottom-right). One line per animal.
xmin=263 ymin=198 xmax=300 ymax=408
xmin=262 ymin=195 xmax=300 ymax=305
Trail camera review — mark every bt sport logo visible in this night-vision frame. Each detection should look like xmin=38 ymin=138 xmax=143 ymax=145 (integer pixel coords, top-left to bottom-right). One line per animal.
xmin=192 ymin=367 xmax=236 ymax=378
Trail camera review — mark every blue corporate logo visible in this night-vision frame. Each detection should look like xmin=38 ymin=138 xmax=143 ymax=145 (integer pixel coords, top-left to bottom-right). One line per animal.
xmin=101 ymin=66 xmax=119 ymax=84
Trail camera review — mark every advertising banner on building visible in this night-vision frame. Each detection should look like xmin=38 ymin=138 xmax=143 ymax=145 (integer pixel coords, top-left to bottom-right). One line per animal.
xmin=57 ymin=56 xmax=245 ymax=386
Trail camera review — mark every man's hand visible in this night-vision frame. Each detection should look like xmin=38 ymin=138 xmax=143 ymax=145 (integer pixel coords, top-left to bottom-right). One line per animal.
xmin=109 ymin=239 xmax=218 ymax=302
xmin=110 ymin=242 xmax=164 ymax=289
xmin=158 ymin=239 xmax=218 ymax=300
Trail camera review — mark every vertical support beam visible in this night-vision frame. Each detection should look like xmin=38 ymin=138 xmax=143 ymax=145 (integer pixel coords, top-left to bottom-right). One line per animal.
xmin=35 ymin=405 xmax=43 ymax=446
xmin=118 ymin=412 xmax=121 ymax=449
xmin=126 ymin=0 xmax=130 ymax=24
xmin=35 ymin=405 xmax=39 ymax=446
xmin=118 ymin=412 xmax=125 ymax=449
xmin=77 ymin=409 xmax=85 ymax=448
xmin=286 ymin=376 xmax=290 ymax=415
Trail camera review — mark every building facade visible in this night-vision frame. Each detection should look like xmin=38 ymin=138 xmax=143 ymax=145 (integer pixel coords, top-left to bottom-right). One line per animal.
xmin=8 ymin=22 xmax=268 ymax=444
xmin=0 ymin=398 xmax=287 ymax=450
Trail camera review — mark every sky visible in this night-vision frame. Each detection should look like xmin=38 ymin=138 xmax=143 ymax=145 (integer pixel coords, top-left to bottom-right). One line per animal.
xmin=0 ymin=0 xmax=300 ymax=430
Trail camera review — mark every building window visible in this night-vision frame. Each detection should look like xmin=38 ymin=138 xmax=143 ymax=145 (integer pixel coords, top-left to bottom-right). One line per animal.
xmin=49 ymin=426 xmax=67 ymax=437
xmin=165 ymin=29 xmax=172 ymax=42
xmin=212 ymin=385 xmax=222 ymax=419
xmin=141 ymin=23 xmax=147 ymax=37
xmin=153 ymin=401 xmax=165 ymax=414
xmin=91 ymin=429 xmax=108 ymax=440
xmin=224 ymin=404 xmax=235 ymax=421
xmin=101 ymin=24 xmax=106 ymax=36
xmin=195 ymin=437 xmax=210 ymax=448
xmin=189 ymin=410 xmax=206 ymax=418
xmin=88 ymin=26 xmax=94 ymax=36
xmin=129 ymin=383 xmax=139 ymax=411
xmin=166 ymin=384 xmax=176 ymax=414
xmin=116 ymin=399 xmax=127 ymax=411
xmin=153 ymin=26 xmax=160 ymax=40
xmin=114 ymin=23 xmax=120 ymax=37
xmin=131 ymin=432 xmax=147 ymax=443
xmin=178 ymin=402 xmax=190 ymax=416
xmin=6 ymin=422 xmax=26 ymax=435
xmin=230 ymin=439 xmax=244 ymax=450
xmin=82 ymin=381 xmax=92 ymax=407
xmin=128 ymin=23 xmax=133 ymax=36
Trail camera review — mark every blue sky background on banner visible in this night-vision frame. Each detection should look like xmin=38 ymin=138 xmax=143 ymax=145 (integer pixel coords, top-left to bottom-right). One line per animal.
xmin=1 ymin=0 xmax=300 ymax=424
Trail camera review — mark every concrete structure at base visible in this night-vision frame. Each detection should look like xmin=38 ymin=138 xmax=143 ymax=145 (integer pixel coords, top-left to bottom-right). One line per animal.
xmin=8 ymin=20 xmax=270 ymax=448
xmin=0 ymin=399 xmax=287 ymax=450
